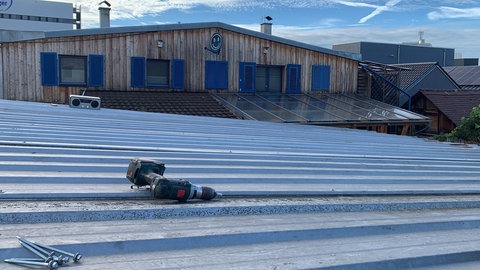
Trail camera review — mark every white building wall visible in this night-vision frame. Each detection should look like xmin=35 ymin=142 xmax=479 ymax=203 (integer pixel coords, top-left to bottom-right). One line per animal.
xmin=0 ymin=0 xmax=74 ymax=31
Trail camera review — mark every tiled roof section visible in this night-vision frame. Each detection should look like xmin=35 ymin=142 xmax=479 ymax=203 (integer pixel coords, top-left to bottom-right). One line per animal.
xmin=420 ymin=90 xmax=480 ymax=125
xmin=85 ymin=91 xmax=239 ymax=119
xmin=393 ymin=63 xmax=437 ymax=89
xmin=444 ymin=66 xmax=480 ymax=88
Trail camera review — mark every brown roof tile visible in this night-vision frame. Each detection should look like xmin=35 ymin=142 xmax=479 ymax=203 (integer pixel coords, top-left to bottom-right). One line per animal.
xmin=420 ymin=90 xmax=480 ymax=125
xmin=84 ymin=91 xmax=239 ymax=119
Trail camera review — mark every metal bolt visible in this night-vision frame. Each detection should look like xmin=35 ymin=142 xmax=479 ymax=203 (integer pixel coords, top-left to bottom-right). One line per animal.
xmin=18 ymin=236 xmax=82 ymax=262
xmin=4 ymin=258 xmax=58 ymax=269
xmin=17 ymin=236 xmax=70 ymax=264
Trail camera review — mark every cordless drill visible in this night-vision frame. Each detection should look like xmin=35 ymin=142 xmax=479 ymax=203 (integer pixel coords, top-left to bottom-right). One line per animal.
xmin=126 ymin=158 xmax=219 ymax=202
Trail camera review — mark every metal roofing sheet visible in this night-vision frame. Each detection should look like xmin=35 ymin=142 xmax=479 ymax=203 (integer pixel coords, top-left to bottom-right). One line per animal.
xmin=444 ymin=66 xmax=480 ymax=87
xmin=1 ymin=99 xmax=480 ymax=269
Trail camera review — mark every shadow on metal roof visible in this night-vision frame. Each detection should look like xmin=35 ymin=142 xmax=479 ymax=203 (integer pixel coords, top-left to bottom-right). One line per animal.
xmin=212 ymin=93 xmax=430 ymax=126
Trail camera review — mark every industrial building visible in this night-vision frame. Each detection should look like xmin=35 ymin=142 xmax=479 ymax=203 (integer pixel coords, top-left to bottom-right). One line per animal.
xmin=0 ymin=0 xmax=79 ymax=33
xmin=333 ymin=41 xmax=455 ymax=67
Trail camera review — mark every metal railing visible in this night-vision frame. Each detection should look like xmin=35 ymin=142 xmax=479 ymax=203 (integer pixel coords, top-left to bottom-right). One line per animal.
xmin=360 ymin=63 xmax=411 ymax=110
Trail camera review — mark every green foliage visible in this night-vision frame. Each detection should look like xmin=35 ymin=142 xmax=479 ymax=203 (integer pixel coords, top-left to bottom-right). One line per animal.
xmin=441 ymin=105 xmax=480 ymax=144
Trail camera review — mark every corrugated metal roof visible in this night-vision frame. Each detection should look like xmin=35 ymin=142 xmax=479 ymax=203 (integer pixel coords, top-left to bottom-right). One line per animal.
xmin=444 ymin=66 xmax=480 ymax=88
xmin=1 ymin=99 xmax=480 ymax=269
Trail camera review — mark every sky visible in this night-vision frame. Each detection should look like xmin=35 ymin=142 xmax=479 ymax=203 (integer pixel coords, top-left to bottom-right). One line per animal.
xmin=60 ymin=0 xmax=480 ymax=59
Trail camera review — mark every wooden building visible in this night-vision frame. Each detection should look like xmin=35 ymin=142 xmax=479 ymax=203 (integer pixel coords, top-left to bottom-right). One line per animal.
xmin=0 ymin=22 xmax=360 ymax=103
xmin=412 ymin=90 xmax=480 ymax=134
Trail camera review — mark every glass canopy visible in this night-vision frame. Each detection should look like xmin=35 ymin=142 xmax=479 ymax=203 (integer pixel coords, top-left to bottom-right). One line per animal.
xmin=213 ymin=93 xmax=429 ymax=125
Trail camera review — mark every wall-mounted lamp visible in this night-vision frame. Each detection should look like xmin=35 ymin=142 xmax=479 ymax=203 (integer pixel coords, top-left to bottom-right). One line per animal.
xmin=157 ymin=39 xmax=164 ymax=48
xmin=263 ymin=46 xmax=269 ymax=55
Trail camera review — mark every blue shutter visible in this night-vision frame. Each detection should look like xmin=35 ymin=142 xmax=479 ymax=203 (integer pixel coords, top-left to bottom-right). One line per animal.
xmin=239 ymin=62 xmax=256 ymax=93
xmin=172 ymin=59 xmax=185 ymax=89
xmin=286 ymin=64 xmax=301 ymax=94
xmin=40 ymin=52 xmax=58 ymax=86
xmin=88 ymin=54 xmax=104 ymax=87
xmin=312 ymin=65 xmax=330 ymax=91
xmin=205 ymin=61 xmax=228 ymax=89
xmin=131 ymin=57 xmax=146 ymax=88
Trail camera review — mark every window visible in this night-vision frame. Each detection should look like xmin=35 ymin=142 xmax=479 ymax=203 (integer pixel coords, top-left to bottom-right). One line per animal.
xmin=59 ymin=55 xmax=87 ymax=85
xmin=131 ymin=57 xmax=184 ymax=89
xmin=146 ymin=59 xmax=169 ymax=87
xmin=41 ymin=53 xmax=104 ymax=87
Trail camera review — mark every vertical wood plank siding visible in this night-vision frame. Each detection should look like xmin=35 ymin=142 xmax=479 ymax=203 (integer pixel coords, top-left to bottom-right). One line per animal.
xmin=1 ymin=27 xmax=358 ymax=103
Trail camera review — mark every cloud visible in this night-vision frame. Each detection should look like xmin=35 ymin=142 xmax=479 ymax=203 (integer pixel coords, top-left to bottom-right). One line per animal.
xmin=335 ymin=1 xmax=378 ymax=9
xmin=359 ymin=0 xmax=402 ymax=24
xmin=335 ymin=0 xmax=402 ymax=24
xmin=428 ymin=6 xmax=480 ymax=20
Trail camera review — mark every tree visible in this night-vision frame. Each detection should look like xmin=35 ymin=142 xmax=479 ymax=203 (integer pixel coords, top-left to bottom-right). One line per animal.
xmin=438 ymin=105 xmax=480 ymax=144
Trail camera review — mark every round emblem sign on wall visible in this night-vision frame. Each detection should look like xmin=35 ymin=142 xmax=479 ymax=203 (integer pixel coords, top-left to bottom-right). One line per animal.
xmin=0 ymin=0 xmax=13 ymax=12
xmin=209 ymin=33 xmax=223 ymax=54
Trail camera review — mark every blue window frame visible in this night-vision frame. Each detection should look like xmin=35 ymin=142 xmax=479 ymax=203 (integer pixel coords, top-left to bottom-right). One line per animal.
xmin=239 ymin=62 xmax=256 ymax=93
xmin=88 ymin=54 xmax=104 ymax=87
xmin=205 ymin=60 xmax=228 ymax=89
xmin=40 ymin=52 xmax=58 ymax=86
xmin=41 ymin=53 xmax=104 ymax=87
xmin=312 ymin=65 xmax=330 ymax=91
xmin=172 ymin=59 xmax=185 ymax=89
xmin=131 ymin=57 xmax=146 ymax=88
xmin=131 ymin=57 xmax=184 ymax=88
xmin=286 ymin=64 xmax=301 ymax=94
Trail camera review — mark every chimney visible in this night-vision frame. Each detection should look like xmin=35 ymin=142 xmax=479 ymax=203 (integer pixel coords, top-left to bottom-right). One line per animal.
xmin=261 ymin=22 xmax=272 ymax=35
xmin=261 ymin=16 xmax=273 ymax=35
xmin=99 ymin=1 xmax=111 ymax=28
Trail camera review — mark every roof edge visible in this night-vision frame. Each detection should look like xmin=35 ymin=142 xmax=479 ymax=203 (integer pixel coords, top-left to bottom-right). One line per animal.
xmin=41 ymin=22 xmax=361 ymax=61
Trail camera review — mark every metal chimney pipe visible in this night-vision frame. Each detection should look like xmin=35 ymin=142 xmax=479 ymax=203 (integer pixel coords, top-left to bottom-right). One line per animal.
xmin=99 ymin=4 xmax=111 ymax=28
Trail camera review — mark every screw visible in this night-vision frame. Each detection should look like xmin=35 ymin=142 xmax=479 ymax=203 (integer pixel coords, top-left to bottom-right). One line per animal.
xmin=19 ymin=241 xmax=50 ymax=261
xmin=5 ymin=257 xmax=44 ymax=261
xmin=17 ymin=236 xmax=70 ymax=264
xmin=18 ymin=236 xmax=82 ymax=262
xmin=4 ymin=258 xmax=58 ymax=269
